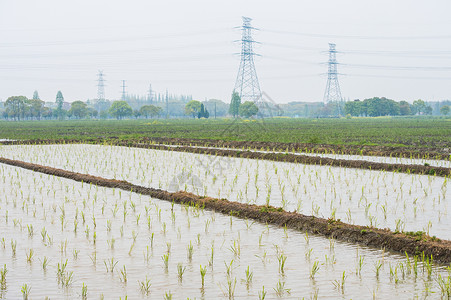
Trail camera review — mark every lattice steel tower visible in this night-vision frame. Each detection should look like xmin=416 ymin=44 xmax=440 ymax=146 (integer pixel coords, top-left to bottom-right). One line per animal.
xmin=233 ymin=17 xmax=262 ymax=103
xmin=96 ymin=70 xmax=105 ymax=101
xmin=121 ymin=80 xmax=127 ymax=101
xmin=323 ymin=43 xmax=343 ymax=104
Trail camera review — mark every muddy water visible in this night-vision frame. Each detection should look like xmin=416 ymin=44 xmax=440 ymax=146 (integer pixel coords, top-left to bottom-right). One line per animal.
xmin=0 ymin=164 xmax=450 ymax=299
xmin=0 ymin=144 xmax=450 ymax=241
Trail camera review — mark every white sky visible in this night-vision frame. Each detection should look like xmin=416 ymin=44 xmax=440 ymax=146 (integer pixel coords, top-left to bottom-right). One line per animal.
xmin=1 ymin=0 xmax=451 ymax=103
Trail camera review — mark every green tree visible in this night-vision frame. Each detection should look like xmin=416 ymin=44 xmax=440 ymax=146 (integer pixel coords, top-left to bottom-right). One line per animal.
xmin=344 ymin=100 xmax=362 ymax=116
xmin=109 ymin=101 xmax=132 ymax=119
xmin=5 ymin=96 xmax=27 ymax=120
xmin=399 ymin=101 xmax=412 ymax=115
xmin=69 ymin=101 xmax=88 ymax=119
xmin=184 ymin=100 xmax=202 ymax=118
xmin=32 ymin=90 xmax=40 ymax=100
xmin=197 ymin=103 xmax=209 ymax=118
xmin=440 ymin=105 xmax=450 ymax=116
xmin=29 ymin=99 xmax=44 ymax=120
xmin=229 ymin=91 xmax=241 ymax=118
xmin=150 ymin=105 xmax=162 ymax=118
xmin=412 ymin=99 xmax=427 ymax=115
xmin=139 ymin=105 xmax=152 ymax=118
xmin=140 ymin=105 xmax=163 ymax=118
xmin=55 ymin=91 xmax=65 ymax=120
xmin=41 ymin=107 xmax=52 ymax=119
xmin=239 ymin=101 xmax=258 ymax=118
xmin=363 ymin=97 xmax=399 ymax=117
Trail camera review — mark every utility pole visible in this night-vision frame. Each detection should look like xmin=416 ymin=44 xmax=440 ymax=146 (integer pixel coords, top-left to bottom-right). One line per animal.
xmin=147 ymin=84 xmax=153 ymax=104
xmin=165 ymin=89 xmax=169 ymax=119
xmin=233 ymin=16 xmax=262 ymax=104
xmin=323 ymin=43 xmax=343 ymax=116
xmin=97 ymin=70 xmax=106 ymax=101
xmin=121 ymin=80 xmax=127 ymax=101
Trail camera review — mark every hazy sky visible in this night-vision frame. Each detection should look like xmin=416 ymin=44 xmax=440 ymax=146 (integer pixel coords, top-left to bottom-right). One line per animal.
xmin=1 ymin=0 xmax=451 ymax=104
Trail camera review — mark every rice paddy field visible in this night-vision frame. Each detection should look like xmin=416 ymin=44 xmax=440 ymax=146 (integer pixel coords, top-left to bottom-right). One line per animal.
xmin=1 ymin=144 xmax=449 ymax=240
xmin=1 ymin=160 xmax=451 ymax=299
xmin=0 ymin=141 xmax=450 ymax=299
xmin=0 ymin=117 xmax=450 ymax=299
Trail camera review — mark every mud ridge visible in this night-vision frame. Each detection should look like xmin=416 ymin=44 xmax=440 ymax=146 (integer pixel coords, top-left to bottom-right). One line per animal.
xmin=2 ymin=137 xmax=450 ymax=160
xmin=121 ymin=137 xmax=451 ymax=160
xmin=1 ymin=156 xmax=450 ymax=264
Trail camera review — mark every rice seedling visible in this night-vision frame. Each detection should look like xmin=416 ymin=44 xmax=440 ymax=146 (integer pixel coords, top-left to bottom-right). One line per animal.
xmin=81 ymin=283 xmax=88 ymax=299
xmin=72 ymin=249 xmax=80 ymax=260
xmin=139 ymin=276 xmax=151 ymax=295
xmin=0 ymin=265 xmax=7 ymax=286
xmin=273 ymin=280 xmax=290 ymax=297
xmin=177 ymin=263 xmax=186 ymax=281
xmin=332 ymin=271 xmax=346 ymax=294
xmin=11 ymin=240 xmax=17 ymax=257
xmin=200 ymin=265 xmax=207 ymax=287
xmin=103 ymin=258 xmax=118 ymax=273
xmin=435 ymin=274 xmax=451 ymax=298
xmin=277 ymin=253 xmax=287 ymax=275
xmin=310 ymin=261 xmax=320 ymax=279
xmin=27 ymin=224 xmax=33 ymax=238
xmin=26 ymin=249 xmax=34 ymax=263
xmin=21 ymin=283 xmax=31 ymax=300
xmin=187 ymin=241 xmax=194 ymax=262
xmin=119 ymin=265 xmax=127 ymax=283
xmin=258 ymin=286 xmax=267 ymax=300
xmin=356 ymin=255 xmax=364 ymax=276
xmin=229 ymin=239 xmax=241 ymax=257
xmin=163 ymin=291 xmax=173 ymax=300
xmin=243 ymin=266 xmax=253 ymax=288
xmin=162 ymin=254 xmax=169 ymax=271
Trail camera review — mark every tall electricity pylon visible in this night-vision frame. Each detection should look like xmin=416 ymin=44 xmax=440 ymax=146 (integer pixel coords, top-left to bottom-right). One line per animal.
xmin=233 ymin=16 xmax=262 ymax=104
xmin=96 ymin=70 xmax=105 ymax=101
xmin=323 ymin=43 xmax=343 ymax=104
xmin=121 ymin=80 xmax=127 ymax=101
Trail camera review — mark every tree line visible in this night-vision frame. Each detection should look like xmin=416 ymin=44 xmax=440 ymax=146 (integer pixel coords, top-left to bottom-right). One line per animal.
xmin=1 ymin=91 xmax=449 ymax=121
xmin=0 ymin=91 xmax=166 ymax=121
xmin=344 ymin=97 xmax=450 ymax=117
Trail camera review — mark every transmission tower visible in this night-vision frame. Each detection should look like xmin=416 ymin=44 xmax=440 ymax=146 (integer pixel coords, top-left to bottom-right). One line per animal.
xmin=323 ymin=43 xmax=343 ymax=104
xmin=147 ymin=84 xmax=154 ymax=103
xmin=96 ymin=71 xmax=105 ymax=101
xmin=121 ymin=80 xmax=127 ymax=101
xmin=233 ymin=16 xmax=262 ymax=104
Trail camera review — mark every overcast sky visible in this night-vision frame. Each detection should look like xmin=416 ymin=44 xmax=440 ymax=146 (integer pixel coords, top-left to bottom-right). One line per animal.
xmin=1 ymin=0 xmax=451 ymax=104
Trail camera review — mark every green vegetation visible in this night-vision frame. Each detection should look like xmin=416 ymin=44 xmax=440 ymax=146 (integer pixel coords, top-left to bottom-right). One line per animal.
xmin=0 ymin=117 xmax=450 ymax=149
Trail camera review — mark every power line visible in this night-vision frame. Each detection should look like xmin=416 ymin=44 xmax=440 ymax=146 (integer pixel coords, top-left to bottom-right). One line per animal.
xmin=0 ymin=28 xmax=231 ymax=48
xmin=261 ymin=29 xmax=451 ymax=40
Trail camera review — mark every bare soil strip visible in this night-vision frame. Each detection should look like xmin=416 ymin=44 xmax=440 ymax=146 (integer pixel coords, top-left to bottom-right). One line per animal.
xmin=1 ymin=156 xmax=450 ymax=263
xmin=1 ymin=139 xmax=450 ymax=177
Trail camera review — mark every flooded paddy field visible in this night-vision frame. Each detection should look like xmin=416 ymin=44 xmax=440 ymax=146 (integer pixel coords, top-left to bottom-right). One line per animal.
xmin=0 ymin=144 xmax=449 ymax=240
xmin=0 ymin=163 xmax=450 ymax=299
